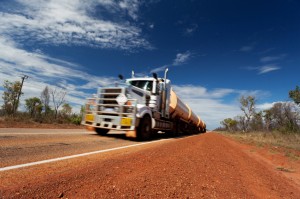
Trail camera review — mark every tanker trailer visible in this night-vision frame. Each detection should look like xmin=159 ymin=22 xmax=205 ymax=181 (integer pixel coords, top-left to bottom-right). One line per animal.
xmin=169 ymin=89 xmax=206 ymax=134
xmin=82 ymin=68 xmax=206 ymax=140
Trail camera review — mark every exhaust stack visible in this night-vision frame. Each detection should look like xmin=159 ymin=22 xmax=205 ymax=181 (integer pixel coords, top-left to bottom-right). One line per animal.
xmin=161 ymin=68 xmax=169 ymax=118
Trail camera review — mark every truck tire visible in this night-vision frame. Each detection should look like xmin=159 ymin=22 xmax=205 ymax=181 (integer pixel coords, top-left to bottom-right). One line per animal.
xmin=95 ymin=128 xmax=109 ymax=135
xmin=166 ymin=122 xmax=179 ymax=137
xmin=137 ymin=115 xmax=152 ymax=141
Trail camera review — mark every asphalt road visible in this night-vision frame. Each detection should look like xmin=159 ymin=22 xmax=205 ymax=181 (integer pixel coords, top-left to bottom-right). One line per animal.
xmin=0 ymin=128 xmax=147 ymax=168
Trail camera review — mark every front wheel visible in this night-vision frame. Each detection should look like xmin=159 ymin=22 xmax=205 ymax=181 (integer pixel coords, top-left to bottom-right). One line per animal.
xmin=137 ymin=115 xmax=152 ymax=141
xmin=95 ymin=128 xmax=109 ymax=135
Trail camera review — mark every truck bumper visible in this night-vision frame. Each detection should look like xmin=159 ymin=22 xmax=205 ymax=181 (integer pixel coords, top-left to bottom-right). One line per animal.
xmin=82 ymin=114 xmax=136 ymax=131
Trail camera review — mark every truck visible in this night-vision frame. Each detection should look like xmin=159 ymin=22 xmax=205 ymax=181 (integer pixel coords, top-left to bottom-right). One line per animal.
xmin=82 ymin=69 xmax=206 ymax=140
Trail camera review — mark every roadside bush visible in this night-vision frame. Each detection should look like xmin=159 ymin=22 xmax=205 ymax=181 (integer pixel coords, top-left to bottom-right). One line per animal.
xmin=0 ymin=109 xmax=4 ymax=116
xmin=69 ymin=114 xmax=82 ymax=125
xmin=220 ymin=99 xmax=300 ymax=134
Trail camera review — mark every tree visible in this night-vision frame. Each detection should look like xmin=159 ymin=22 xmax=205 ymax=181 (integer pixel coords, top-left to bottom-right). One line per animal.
xmin=250 ymin=111 xmax=264 ymax=131
xmin=236 ymin=115 xmax=247 ymax=132
xmin=263 ymin=109 xmax=272 ymax=131
xmin=289 ymin=86 xmax=300 ymax=106
xmin=240 ymin=95 xmax=256 ymax=132
xmin=61 ymin=103 xmax=72 ymax=116
xmin=51 ymin=88 xmax=67 ymax=119
xmin=1 ymin=80 xmax=22 ymax=115
xmin=15 ymin=75 xmax=29 ymax=113
xmin=40 ymin=86 xmax=50 ymax=115
xmin=221 ymin=118 xmax=238 ymax=132
xmin=266 ymin=102 xmax=299 ymax=133
xmin=25 ymin=97 xmax=42 ymax=117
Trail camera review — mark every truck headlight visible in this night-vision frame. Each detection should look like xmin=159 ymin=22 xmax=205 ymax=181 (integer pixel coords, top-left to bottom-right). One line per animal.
xmin=114 ymin=106 xmax=119 ymax=112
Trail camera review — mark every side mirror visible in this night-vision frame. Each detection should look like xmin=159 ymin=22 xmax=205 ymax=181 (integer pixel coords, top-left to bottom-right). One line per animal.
xmin=152 ymin=73 xmax=158 ymax=80
xmin=118 ymin=74 xmax=124 ymax=80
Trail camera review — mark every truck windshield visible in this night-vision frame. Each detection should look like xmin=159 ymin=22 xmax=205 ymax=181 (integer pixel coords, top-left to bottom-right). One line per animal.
xmin=128 ymin=80 xmax=153 ymax=91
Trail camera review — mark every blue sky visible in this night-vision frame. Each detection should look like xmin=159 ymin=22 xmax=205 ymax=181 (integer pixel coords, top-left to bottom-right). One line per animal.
xmin=0 ymin=0 xmax=299 ymax=129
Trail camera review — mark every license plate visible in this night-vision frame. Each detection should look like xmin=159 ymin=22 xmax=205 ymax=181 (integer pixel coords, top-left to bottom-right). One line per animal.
xmin=85 ymin=114 xmax=94 ymax=122
xmin=121 ymin=118 xmax=132 ymax=126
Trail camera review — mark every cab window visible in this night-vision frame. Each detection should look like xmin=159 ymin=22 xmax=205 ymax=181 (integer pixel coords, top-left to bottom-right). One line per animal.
xmin=128 ymin=80 xmax=153 ymax=91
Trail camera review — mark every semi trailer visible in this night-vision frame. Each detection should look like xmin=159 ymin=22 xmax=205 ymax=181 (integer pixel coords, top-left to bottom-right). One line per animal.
xmin=82 ymin=69 xmax=206 ymax=140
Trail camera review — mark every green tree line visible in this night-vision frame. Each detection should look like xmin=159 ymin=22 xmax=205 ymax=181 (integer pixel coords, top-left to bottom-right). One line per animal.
xmin=220 ymin=86 xmax=300 ymax=134
xmin=1 ymin=80 xmax=83 ymax=125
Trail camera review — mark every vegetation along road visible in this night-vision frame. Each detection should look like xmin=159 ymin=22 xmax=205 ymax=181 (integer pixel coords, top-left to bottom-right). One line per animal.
xmin=0 ymin=129 xmax=299 ymax=198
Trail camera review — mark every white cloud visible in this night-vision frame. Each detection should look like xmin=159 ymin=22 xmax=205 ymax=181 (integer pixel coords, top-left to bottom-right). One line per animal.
xmin=119 ymin=0 xmax=140 ymax=20
xmin=0 ymin=0 xmax=150 ymax=50
xmin=243 ymin=65 xmax=281 ymax=75
xmin=240 ymin=45 xmax=253 ymax=52
xmin=185 ymin=24 xmax=198 ymax=35
xmin=173 ymin=51 xmax=191 ymax=66
xmin=172 ymin=85 xmax=236 ymax=99
xmin=256 ymin=102 xmax=278 ymax=110
xmin=260 ymin=54 xmax=286 ymax=62
xmin=0 ymin=36 xmax=116 ymax=113
xmin=150 ymin=65 xmax=168 ymax=74
xmin=149 ymin=24 xmax=155 ymax=29
xmin=150 ymin=51 xmax=192 ymax=74
xmin=258 ymin=65 xmax=280 ymax=74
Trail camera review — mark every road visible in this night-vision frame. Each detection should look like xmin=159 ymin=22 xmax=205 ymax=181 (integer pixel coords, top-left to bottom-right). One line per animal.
xmin=0 ymin=128 xmax=140 ymax=169
xmin=0 ymin=128 xmax=299 ymax=198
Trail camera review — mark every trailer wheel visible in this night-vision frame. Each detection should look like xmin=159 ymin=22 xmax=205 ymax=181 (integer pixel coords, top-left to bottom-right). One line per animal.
xmin=95 ymin=128 xmax=109 ymax=135
xmin=137 ymin=115 xmax=152 ymax=141
xmin=167 ymin=122 xmax=179 ymax=137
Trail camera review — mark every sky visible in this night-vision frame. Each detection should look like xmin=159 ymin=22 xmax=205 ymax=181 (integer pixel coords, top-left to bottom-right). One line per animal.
xmin=0 ymin=0 xmax=299 ymax=129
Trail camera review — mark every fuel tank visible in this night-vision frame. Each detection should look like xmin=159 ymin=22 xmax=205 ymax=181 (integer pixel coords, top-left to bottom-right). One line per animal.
xmin=169 ymin=89 xmax=205 ymax=128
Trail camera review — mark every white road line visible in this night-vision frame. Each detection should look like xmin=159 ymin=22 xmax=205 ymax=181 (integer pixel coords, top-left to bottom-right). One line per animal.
xmin=0 ymin=138 xmax=172 ymax=172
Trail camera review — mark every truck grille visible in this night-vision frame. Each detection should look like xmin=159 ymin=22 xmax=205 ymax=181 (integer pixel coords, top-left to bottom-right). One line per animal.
xmin=83 ymin=87 xmax=137 ymax=130
xmin=99 ymin=88 xmax=122 ymax=105
xmin=96 ymin=87 xmax=136 ymax=116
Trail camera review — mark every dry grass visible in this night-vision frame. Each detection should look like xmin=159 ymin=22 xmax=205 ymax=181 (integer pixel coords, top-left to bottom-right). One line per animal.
xmin=0 ymin=116 xmax=84 ymax=129
xmin=276 ymin=166 xmax=295 ymax=173
xmin=217 ymin=131 xmax=300 ymax=162
xmin=217 ymin=131 xmax=300 ymax=151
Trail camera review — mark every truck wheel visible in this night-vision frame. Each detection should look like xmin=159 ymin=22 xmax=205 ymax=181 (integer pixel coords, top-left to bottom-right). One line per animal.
xmin=167 ymin=124 xmax=179 ymax=137
xmin=137 ymin=115 xmax=152 ymax=141
xmin=95 ymin=128 xmax=109 ymax=135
